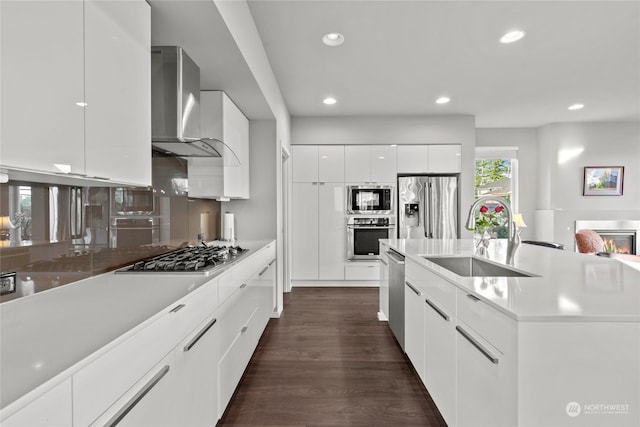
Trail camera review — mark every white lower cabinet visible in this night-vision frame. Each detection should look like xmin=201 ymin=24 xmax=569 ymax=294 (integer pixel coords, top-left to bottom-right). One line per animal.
xmin=456 ymin=319 xmax=515 ymax=427
xmin=403 ymin=279 xmax=425 ymax=382
xmin=378 ymin=243 xmax=390 ymax=320
xmin=97 ymin=352 xmax=176 ymax=427
xmin=1 ymin=380 xmax=72 ymax=427
xmin=423 ymin=294 xmax=456 ymax=427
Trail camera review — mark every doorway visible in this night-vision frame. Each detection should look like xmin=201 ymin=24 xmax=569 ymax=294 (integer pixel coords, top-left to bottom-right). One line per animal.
xmin=281 ymin=146 xmax=291 ymax=293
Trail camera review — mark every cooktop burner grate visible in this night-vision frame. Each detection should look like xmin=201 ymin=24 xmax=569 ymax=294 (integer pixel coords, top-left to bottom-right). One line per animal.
xmin=116 ymin=245 xmax=247 ymax=275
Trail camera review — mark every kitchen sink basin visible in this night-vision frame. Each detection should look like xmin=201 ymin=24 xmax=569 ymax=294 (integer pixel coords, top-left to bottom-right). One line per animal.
xmin=423 ymin=256 xmax=536 ymax=277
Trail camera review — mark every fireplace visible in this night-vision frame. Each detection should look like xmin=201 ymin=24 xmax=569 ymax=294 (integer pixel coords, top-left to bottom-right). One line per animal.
xmin=575 ymin=220 xmax=640 ymax=255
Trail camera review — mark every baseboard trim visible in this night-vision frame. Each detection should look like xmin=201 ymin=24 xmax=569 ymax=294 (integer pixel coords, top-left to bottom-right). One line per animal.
xmin=292 ymin=280 xmax=379 ymax=287
xmin=377 ymin=311 xmax=388 ymax=321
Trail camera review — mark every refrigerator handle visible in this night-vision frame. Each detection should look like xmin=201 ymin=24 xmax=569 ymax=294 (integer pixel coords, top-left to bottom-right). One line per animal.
xmin=424 ymin=181 xmax=431 ymax=238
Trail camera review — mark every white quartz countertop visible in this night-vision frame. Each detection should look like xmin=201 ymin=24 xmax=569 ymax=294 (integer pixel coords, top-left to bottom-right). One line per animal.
xmin=0 ymin=240 xmax=273 ymax=411
xmin=383 ymin=238 xmax=640 ymax=322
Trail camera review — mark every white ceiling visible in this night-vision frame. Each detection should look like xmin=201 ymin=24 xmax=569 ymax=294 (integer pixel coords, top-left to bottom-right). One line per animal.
xmin=150 ymin=1 xmax=640 ymax=128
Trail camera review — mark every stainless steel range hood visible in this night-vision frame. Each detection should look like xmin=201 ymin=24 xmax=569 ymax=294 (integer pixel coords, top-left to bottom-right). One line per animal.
xmin=151 ymin=46 xmax=239 ymax=165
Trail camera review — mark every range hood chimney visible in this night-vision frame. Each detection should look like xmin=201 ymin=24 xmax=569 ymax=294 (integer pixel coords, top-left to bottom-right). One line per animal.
xmin=151 ymin=46 xmax=239 ymax=165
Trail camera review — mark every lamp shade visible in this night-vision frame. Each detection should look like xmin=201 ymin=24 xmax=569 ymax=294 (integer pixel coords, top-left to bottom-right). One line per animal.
xmin=513 ymin=213 xmax=527 ymax=228
xmin=0 ymin=216 xmax=12 ymax=229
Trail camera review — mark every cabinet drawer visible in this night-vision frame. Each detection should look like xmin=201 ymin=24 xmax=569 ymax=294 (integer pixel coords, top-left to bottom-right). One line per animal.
xmin=456 ymin=288 xmax=516 ymax=353
xmin=217 ymin=283 xmax=256 ymax=354
xmin=406 ymin=259 xmax=456 ymax=315
xmin=218 ymin=307 xmax=259 ymax=415
xmin=1 ymin=379 xmax=72 ymax=427
xmin=73 ymin=299 xmax=201 ymax=426
xmin=218 ymin=243 xmax=275 ymax=305
xmin=345 ymin=262 xmax=380 ymax=280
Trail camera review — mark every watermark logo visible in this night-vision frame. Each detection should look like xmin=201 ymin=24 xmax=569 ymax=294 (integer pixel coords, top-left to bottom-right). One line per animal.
xmin=566 ymin=402 xmax=581 ymax=417
xmin=566 ymin=401 xmax=630 ymax=417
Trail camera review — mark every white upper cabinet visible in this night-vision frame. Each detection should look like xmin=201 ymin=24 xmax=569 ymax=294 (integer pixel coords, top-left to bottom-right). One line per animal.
xmin=292 ymin=146 xmax=319 ymax=182
xmin=0 ymin=0 xmax=151 ymax=186
xmin=397 ymin=145 xmax=429 ymax=174
xmin=318 ymin=146 xmax=345 ymax=182
xmin=0 ymin=0 xmax=85 ymax=176
xmin=188 ymin=91 xmax=250 ymax=200
xmin=84 ymin=0 xmax=151 ymax=186
xmin=345 ymin=145 xmax=397 ymax=183
xmin=292 ymin=145 xmax=344 ymax=182
xmin=397 ymin=145 xmax=461 ymax=174
xmin=429 ymin=144 xmax=461 ymax=173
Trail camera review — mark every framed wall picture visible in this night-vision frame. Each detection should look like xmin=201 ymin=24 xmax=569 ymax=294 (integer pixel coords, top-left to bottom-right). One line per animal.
xmin=583 ymin=166 xmax=624 ymax=196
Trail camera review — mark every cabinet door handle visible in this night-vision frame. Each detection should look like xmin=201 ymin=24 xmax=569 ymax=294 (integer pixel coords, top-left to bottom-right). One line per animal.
xmin=107 ymin=365 xmax=171 ymax=426
xmin=467 ymin=294 xmax=481 ymax=302
xmin=425 ymin=298 xmax=449 ymax=321
xmin=241 ymin=326 xmax=248 ymax=334
xmin=183 ymin=318 xmax=217 ymax=352
xmin=380 ymin=258 xmax=388 ymax=266
xmin=311 ymin=182 xmax=318 ymax=185
xmin=386 ymin=250 xmax=405 ymax=264
xmin=318 ymin=181 xmax=325 ymax=185
xmin=456 ymin=326 xmax=499 ymax=365
xmin=240 ymin=283 xmax=248 ymax=289
xmin=169 ymin=304 xmax=185 ymax=313
xmin=259 ymin=266 xmax=269 ymax=276
xmin=405 ymin=281 xmax=421 ymax=296
xmin=268 ymin=259 xmax=276 ymax=266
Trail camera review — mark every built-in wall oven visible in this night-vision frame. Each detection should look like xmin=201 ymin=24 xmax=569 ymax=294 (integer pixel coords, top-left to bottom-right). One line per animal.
xmin=110 ymin=187 xmax=157 ymax=216
xmin=347 ymin=216 xmax=396 ymax=260
xmin=347 ymin=185 xmax=394 ymax=215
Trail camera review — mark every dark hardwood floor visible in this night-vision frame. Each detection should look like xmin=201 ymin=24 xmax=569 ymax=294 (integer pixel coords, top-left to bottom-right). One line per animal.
xmin=219 ymin=287 xmax=446 ymax=427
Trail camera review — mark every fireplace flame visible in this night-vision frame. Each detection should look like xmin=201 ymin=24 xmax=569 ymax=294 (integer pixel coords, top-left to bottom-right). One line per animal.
xmin=604 ymin=239 xmax=631 ymax=254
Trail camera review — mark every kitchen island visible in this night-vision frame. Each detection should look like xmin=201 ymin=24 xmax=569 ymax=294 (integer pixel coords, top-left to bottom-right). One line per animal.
xmin=0 ymin=240 xmax=276 ymax=426
xmin=382 ymin=238 xmax=639 ymax=427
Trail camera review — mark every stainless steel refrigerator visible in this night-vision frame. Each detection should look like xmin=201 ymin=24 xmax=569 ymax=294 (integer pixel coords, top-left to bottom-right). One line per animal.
xmin=398 ymin=176 xmax=459 ymax=239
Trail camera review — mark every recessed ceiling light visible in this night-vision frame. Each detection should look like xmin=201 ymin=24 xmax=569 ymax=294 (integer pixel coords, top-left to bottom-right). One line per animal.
xmin=322 ymin=32 xmax=344 ymax=47
xmin=568 ymin=103 xmax=585 ymax=110
xmin=323 ymin=97 xmax=337 ymax=105
xmin=500 ymin=30 xmax=526 ymax=44
xmin=435 ymin=97 xmax=451 ymax=104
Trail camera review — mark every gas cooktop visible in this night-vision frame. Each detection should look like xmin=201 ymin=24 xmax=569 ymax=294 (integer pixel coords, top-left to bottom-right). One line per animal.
xmin=116 ymin=244 xmax=248 ymax=275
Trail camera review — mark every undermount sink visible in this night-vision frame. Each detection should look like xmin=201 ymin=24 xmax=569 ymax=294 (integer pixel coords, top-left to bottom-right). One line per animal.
xmin=423 ymin=256 xmax=536 ymax=277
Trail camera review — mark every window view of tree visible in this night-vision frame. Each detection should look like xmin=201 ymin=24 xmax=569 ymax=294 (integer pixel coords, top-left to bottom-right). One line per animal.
xmin=474 ymin=159 xmax=512 ymax=238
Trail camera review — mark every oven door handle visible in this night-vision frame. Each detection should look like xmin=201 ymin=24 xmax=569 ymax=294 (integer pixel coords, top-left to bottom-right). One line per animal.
xmin=347 ymin=226 xmax=395 ymax=230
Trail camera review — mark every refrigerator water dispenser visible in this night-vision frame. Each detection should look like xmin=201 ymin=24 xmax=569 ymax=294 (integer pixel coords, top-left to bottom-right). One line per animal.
xmin=404 ymin=203 xmax=419 ymax=227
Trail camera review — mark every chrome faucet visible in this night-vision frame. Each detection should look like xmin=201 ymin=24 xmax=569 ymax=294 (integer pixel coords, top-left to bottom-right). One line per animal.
xmin=465 ymin=196 xmax=520 ymax=264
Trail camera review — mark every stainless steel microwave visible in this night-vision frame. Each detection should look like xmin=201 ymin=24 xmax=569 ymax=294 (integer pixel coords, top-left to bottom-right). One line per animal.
xmin=110 ymin=187 xmax=157 ymax=216
xmin=347 ymin=185 xmax=394 ymax=215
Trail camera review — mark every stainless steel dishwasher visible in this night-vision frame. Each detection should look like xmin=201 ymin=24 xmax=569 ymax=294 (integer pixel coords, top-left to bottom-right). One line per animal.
xmin=387 ymin=249 xmax=405 ymax=349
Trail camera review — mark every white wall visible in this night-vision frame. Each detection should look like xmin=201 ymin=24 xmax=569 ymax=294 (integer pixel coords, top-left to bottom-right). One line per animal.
xmin=536 ymin=122 xmax=640 ymax=249
xmin=292 ymin=115 xmax=476 ymax=236
xmin=475 ymin=128 xmax=538 ymax=240
xmin=222 ymin=120 xmax=277 ymax=240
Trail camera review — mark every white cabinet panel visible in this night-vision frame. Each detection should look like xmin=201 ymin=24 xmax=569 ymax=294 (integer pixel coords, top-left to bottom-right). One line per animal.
xmin=84 ymin=0 xmax=151 ymax=186
xmin=171 ymin=314 xmax=219 ymax=427
xmin=428 ymin=145 xmax=461 ymax=173
xmin=397 ymin=145 xmax=429 ymax=174
xmin=188 ymin=91 xmax=250 ymax=199
xmin=404 ymin=279 xmax=425 ymax=382
xmin=379 ymin=243 xmax=390 ymax=321
xmin=456 ymin=320 xmax=515 ymax=427
xmin=371 ymin=145 xmax=397 ymax=182
xmin=345 ymin=145 xmax=397 ymax=183
xmin=318 ymin=145 xmax=345 ymax=182
xmin=292 ymin=183 xmax=319 ymax=280
xmin=292 ymin=145 xmax=319 ymax=182
xmin=423 ymin=294 xmax=456 ymax=427
xmin=1 ymin=380 xmax=72 ymax=427
xmin=0 ymin=0 xmax=85 ymax=175
xmin=344 ymin=262 xmax=380 ymax=280
xmin=318 ymin=183 xmax=345 ymax=280
xmin=345 ymin=145 xmax=371 ymax=182
xmin=97 ymin=353 xmax=176 ymax=427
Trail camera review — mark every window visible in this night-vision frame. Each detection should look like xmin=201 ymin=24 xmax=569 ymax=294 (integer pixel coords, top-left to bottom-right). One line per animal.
xmin=474 ymin=147 xmax=519 ymax=238
xmin=8 ymin=185 xmax=32 ymax=240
